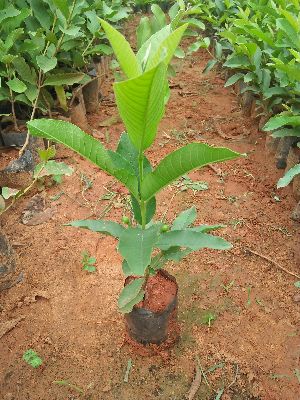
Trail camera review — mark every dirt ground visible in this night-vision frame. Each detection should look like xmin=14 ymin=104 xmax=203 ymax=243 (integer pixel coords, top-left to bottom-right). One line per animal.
xmin=1 ymin=24 xmax=300 ymax=400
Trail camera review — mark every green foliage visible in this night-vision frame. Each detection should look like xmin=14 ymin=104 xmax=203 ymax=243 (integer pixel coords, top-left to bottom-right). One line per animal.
xmin=23 ymin=349 xmax=43 ymax=368
xmin=28 ymin=20 xmax=240 ymax=314
xmin=81 ymin=250 xmax=97 ymax=273
xmin=0 ymin=0 xmax=133 ymax=120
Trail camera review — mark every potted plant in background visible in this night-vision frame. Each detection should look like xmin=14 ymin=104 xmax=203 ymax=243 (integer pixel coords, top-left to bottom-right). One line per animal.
xmin=27 ymin=20 xmax=240 ymax=346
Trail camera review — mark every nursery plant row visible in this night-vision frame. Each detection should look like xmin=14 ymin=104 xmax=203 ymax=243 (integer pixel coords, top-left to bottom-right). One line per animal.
xmin=185 ymin=0 xmax=300 ymax=197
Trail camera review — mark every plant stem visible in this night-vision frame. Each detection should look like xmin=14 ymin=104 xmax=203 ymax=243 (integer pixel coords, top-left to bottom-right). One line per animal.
xmin=138 ymin=151 xmax=146 ymax=229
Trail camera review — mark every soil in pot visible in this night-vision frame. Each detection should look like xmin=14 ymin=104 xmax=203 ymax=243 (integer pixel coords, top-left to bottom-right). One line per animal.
xmin=124 ymin=270 xmax=180 ymax=350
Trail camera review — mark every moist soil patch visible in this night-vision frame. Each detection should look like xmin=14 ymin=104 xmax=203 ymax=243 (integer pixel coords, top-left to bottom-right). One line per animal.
xmin=0 ymin=21 xmax=300 ymax=400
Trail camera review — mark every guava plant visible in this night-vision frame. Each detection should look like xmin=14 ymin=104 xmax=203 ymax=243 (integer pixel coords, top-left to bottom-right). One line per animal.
xmin=27 ymin=20 xmax=240 ymax=313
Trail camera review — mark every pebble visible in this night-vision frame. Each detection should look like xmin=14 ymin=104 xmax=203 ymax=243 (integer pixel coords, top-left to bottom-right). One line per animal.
xmin=293 ymin=294 xmax=300 ymax=303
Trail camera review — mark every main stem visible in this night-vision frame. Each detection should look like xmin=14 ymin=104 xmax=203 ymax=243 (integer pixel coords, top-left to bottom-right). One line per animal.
xmin=138 ymin=151 xmax=146 ymax=230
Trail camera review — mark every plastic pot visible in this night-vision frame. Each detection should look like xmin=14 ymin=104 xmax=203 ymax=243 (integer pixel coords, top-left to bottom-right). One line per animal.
xmin=124 ymin=270 xmax=179 ymax=346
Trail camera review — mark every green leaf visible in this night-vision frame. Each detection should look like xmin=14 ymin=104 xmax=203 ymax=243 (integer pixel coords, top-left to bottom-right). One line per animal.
xmin=67 ymin=220 xmax=125 ymax=238
xmin=38 ymin=146 xmax=56 ymax=161
xmin=151 ymin=4 xmax=167 ymax=30
xmin=137 ymin=25 xmax=171 ymax=66
xmin=55 ymin=85 xmax=68 ymax=111
xmin=182 ymin=18 xmax=205 ymax=30
xmin=294 ymin=281 xmax=300 ymax=288
xmin=263 ymin=115 xmax=300 ymax=131
xmin=136 ymin=16 xmax=152 ymax=49
xmin=13 ymin=57 xmax=36 ymax=85
xmin=147 ymin=24 xmax=188 ymax=70
xmin=53 ymin=0 xmax=69 ymax=19
xmin=118 ymin=283 xmax=145 ymax=314
xmin=36 ymin=55 xmax=57 ymax=73
xmin=224 ymin=55 xmax=250 ymax=69
xmin=141 ymin=143 xmax=240 ymax=200
xmin=100 ymin=19 xmax=141 ymax=79
xmin=43 ymin=73 xmax=85 ymax=86
xmin=122 ymin=259 xmax=132 ymax=278
xmin=203 ymin=59 xmax=218 ymax=74
xmin=157 ymin=230 xmax=232 ymax=251
xmin=34 ymin=160 xmax=73 ymax=178
xmin=118 ymin=278 xmax=145 ymax=312
xmin=27 ymin=119 xmax=139 ymax=197
xmin=7 ymin=78 xmax=27 ymax=93
xmin=83 ymin=265 xmax=96 ymax=272
xmin=114 ymin=62 xmax=167 ymax=151
xmin=2 ymin=187 xmax=19 ymax=199
xmin=172 ymin=206 xmax=197 ymax=230
xmin=22 ymin=349 xmax=43 ymax=368
xmin=224 ymin=73 xmax=243 ymax=87
xmin=118 ymin=226 xmax=160 ymax=275
xmin=277 ymin=164 xmax=300 ymax=188
xmin=85 ymin=44 xmax=113 ymax=56
xmin=271 ymin=128 xmax=300 ymax=138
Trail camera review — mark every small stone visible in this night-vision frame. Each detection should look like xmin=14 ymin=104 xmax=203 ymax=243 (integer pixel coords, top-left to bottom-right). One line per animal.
xmin=4 ymin=393 xmax=14 ymax=400
xmin=293 ymin=294 xmax=300 ymax=303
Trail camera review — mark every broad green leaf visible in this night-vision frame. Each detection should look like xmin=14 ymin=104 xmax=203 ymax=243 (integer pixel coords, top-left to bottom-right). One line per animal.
xmin=182 ymin=18 xmax=205 ymax=30
xmin=271 ymin=128 xmax=300 ymax=138
xmin=25 ymin=85 xmax=38 ymax=103
xmin=85 ymin=44 xmax=113 ymax=56
xmin=118 ymin=226 xmax=160 ymax=275
xmin=151 ymin=4 xmax=167 ymax=30
xmin=190 ymin=225 xmax=226 ymax=233
xmin=0 ymin=5 xmax=20 ymax=24
xmin=43 ymin=73 xmax=85 ymax=86
xmin=136 ymin=16 xmax=152 ymax=49
xmin=263 ymin=115 xmax=300 ymax=131
xmin=31 ymin=0 xmax=51 ymax=29
xmin=162 ymin=247 xmax=192 ymax=262
xmin=141 ymin=143 xmax=240 ymax=200
xmin=7 ymin=78 xmax=27 ymax=93
xmin=53 ymin=0 xmax=69 ymax=19
xmin=67 ymin=220 xmax=125 ymax=238
xmin=224 ymin=55 xmax=250 ymax=69
xmin=294 ymin=281 xmax=300 ymax=288
xmin=114 ymin=62 xmax=167 ymax=151
xmin=157 ymin=230 xmax=232 ymax=251
xmin=172 ymin=206 xmax=197 ymax=230
xmin=137 ymin=25 xmax=171 ymax=67
xmin=224 ymin=73 xmax=243 ymax=87
xmin=100 ymin=19 xmax=141 ymax=79
xmin=118 ymin=278 xmax=145 ymax=309
xmin=13 ymin=57 xmax=36 ymax=85
xmin=27 ymin=119 xmax=139 ymax=197
xmin=277 ymin=164 xmax=300 ymax=188
xmin=146 ymin=24 xmax=188 ymax=70
xmin=36 ymin=55 xmax=57 ymax=73
xmin=122 ymin=259 xmax=132 ymax=278
xmin=174 ymin=47 xmax=185 ymax=58
xmin=119 ymin=282 xmax=145 ymax=314
xmin=34 ymin=160 xmax=73 ymax=178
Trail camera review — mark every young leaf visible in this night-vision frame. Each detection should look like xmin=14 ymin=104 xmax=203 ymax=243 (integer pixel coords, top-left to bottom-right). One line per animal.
xmin=34 ymin=160 xmax=73 ymax=178
xmin=7 ymin=78 xmax=27 ymax=93
xmin=131 ymin=195 xmax=156 ymax=225
xmin=53 ymin=0 xmax=69 ymax=19
xmin=171 ymin=206 xmax=197 ymax=230
xmin=13 ymin=57 xmax=36 ymax=85
xmin=277 ymin=164 xmax=300 ymax=188
xmin=122 ymin=259 xmax=132 ymax=278
xmin=263 ymin=115 xmax=300 ymax=131
xmin=136 ymin=16 xmax=152 ymax=49
xmin=100 ymin=19 xmax=141 ymax=79
xmin=224 ymin=73 xmax=244 ymax=87
xmin=114 ymin=62 xmax=167 ymax=151
xmin=118 ymin=226 xmax=160 ymax=275
xmin=2 ymin=187 xmax=19 ymax=199
xmin=118 ymin=278 xmax=145 ymax=309
xmin=141 ymin=143 xmax=240 ymax=200
xmin=36 ymin=55 xmax=57 ymax=73
xmin=67 ymin=220 xmax=125 ymax=238
xmin=55 ymin=85 xmax=68 ymax=111
xmin=23 ymin=349 xmax=43 ymax=368
xmin=27 ymin=119 xmax=139 ymax=197
xmin=43 ymin=73 xmax=85 ymax=86
xmin=157 ymin=230 xmax=232 ymax=251
xmin=146 ymin=24 xmax=188 ymax=70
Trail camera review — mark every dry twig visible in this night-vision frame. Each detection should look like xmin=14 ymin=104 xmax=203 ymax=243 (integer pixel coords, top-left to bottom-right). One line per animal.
xmin=188 ymin=365 xmax=202 ymax=400
xmin=245 ymin=248 xmax=300 ymax=280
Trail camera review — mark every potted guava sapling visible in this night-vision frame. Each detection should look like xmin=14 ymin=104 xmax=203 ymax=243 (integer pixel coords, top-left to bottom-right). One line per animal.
xmin=27 ymin=20 xmax=241 ymax=346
